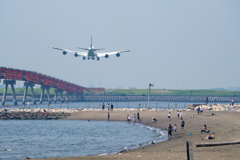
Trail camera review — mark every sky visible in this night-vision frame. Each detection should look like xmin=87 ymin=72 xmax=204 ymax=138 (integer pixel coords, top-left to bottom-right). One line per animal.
xmin=0 ymin=0 xmax=239 ymax=89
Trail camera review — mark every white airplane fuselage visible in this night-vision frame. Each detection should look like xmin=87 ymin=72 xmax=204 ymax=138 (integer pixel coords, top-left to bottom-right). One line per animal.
xmin=50 ymin=36 xmax=132 ymax=61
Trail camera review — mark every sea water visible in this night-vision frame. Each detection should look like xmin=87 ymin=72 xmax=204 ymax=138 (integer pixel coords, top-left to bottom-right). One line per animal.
xmin=0 ymin=120 xmax=167 ymax=160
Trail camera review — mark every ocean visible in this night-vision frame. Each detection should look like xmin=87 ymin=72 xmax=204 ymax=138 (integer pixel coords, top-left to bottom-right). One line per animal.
xmin=0 ymin=120 xmax=168 ymax=160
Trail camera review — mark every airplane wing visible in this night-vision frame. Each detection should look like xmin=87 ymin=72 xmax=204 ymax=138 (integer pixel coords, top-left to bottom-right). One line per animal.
xmin=50 ymin=46 xmax=88 ymax=57
xmin=96 ymin=49 xmax=133 ymax=58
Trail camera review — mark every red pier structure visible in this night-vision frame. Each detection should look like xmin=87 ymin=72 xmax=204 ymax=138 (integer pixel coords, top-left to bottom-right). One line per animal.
xmin=0 ymin=67 xmax=104 ymax=105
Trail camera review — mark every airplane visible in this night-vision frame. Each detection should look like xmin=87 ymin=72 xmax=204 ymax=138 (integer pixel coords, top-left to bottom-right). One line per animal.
xmin=50 ymin=36 xmax=132 ymax=60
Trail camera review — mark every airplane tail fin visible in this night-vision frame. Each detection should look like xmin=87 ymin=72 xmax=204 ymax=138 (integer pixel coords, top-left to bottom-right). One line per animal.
xmin=90 ymin=35 xmax=92 ymax=48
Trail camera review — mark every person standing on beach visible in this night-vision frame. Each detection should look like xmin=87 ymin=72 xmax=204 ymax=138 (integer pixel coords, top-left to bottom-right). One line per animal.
xmin=177 ymin=111 xmax=179 ymax=120
xmin=127 ymin=114 xmax=131 ymax=123
xmin=181 ymin=118 xmax=185 ymax=131
xmin=200 ymin=105 xmax=203 ymax=115
xmin=111 ymin=103 xmax=113 ymax=111
xmin=174 ymin=124 xmax=177 ymax=132
xmin=137 ymin=112 xmax=140 ymax=120
xmin=108 ymin=112 xmax=110 ymax=121
xmin=168 ymin=112 xmax=171 ymax=121
xmin=180 ymin=111 xmax=182 ymax=119
xmin=27 ymin=101 xmax=30 ymax=109
xmin=102 ymin=103 xmax=105 ymax=110
xmin=231 ymin=99 xmax=234 ymax=106
xmin=168 ymin=124 xmax=172 ymax=140
xmin=107 ymin=103 xmax=109 ymax=111
xmin=133 ymin=114 xmax=136 ymax=123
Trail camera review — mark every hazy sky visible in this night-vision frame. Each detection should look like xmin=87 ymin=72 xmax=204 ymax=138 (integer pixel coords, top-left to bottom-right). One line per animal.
xmin=0 ymin=0 xmax=239 ymax=89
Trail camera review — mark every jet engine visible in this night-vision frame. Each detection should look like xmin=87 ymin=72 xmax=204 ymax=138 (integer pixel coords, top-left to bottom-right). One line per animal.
xmin=105 ymin=54 xmax=109 ymax=58
xmin=116 ymin=53 xmax=120 ymax=57
xmin=62 ymin=51 xmax=67 ymax=55
xmin=74 ymin=52 xmax=78 ymax=57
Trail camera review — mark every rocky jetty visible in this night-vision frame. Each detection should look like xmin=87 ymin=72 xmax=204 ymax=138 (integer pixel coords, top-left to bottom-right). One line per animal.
xmin=0 ymin=108 xmax=72 ymax=120
xmin=195 ymin=104 xmax=240 ymax=112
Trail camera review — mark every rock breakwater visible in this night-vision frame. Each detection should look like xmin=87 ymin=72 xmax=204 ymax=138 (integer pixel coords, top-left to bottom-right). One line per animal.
xmin=0 ymin=108 xmax=72 ymax=120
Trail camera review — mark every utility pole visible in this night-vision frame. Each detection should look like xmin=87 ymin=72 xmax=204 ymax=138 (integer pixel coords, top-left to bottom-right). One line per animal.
xmin=148 ymin=83 xmax=154 ymax=109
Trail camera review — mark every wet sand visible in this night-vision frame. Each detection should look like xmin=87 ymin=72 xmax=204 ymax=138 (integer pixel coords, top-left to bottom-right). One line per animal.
xmin=31 ymin=110 xmax=240 ymax=160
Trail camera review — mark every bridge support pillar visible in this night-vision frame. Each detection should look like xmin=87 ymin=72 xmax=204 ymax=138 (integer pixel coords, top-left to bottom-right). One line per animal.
xmin=80 ymin=90 xmax=84 ymax=102
xmin=60 ymin=91 xmax=64 ymax=103
xmin=2 ymin=80 xmax=17 ymax=105
xmin=54 ymin=89 xmax=63 ymax=103
xmin=23 ymin=82 xmax=36 ymax=104
xmin=40 ymin=86 xmax=51 ymax=104
xmin=65 ymin=92 xmax=69 ymax=103
xmin=30 ymin=86 xmax=36 ymax=104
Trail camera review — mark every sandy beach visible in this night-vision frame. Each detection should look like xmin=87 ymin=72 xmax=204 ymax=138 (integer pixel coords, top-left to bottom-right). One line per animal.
xmin=30 ymin=110 xmax=240 ymax=160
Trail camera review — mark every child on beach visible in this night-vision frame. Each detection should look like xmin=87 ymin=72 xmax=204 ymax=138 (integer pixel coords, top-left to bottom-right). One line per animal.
xmin=133 ymin=114 xmax=136 ymax=123
xmin=152 ymin=117 xmax=157 ymax=122
xmin=181 ymin=118 xmax=185 ymax=131
xmin=174 ymin=124 xmax=177 ymax=132
xmin=168 ymin=112 xmax=171 ymax=121
xmin=127 ymin=114 xmax=131 ymax=123
xmin=139 ymin=120 xmax=142 ymax=124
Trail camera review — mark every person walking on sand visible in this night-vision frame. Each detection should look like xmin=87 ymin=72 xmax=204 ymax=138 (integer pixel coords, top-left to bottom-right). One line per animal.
xmin=102 ymin=103 xmax=105 ymax=111
xmin=108 ymin=112 xmax=110 ymax=121
xmin=133 ymin=114 xmax=136 ymax=123
xmin=137 ymin=112 xmax=140 ymax=120
xmin=180 ymin=111 xmax=182 ymax=118
xmin=168 ymin=112 xmax=171 ymax=121
xmin=177 ymin=111 xmax=179 ymax=120
xmin=44 ymin=109 xmax=47 ymax=116
xmin=107 ymin=103 xmax=109 ymax=111
xmin=181 ymin=118 xmax=185 ymax=131
xmin=168 ymin=124 xmax=173 ymax=140
xmin=111 ymin=103 xmax=113 ymax=111
xmin=174 ymin=124 xmax=177 ymax=132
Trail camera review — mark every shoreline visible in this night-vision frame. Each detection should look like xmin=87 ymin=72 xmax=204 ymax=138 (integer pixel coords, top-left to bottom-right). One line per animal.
xmin=27 ymin=110 xmax=240 ymax=160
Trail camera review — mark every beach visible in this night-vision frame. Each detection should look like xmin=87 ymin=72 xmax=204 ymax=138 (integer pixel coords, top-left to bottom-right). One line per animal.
xmin=27 ymin=108 xmax=240 ymax=160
